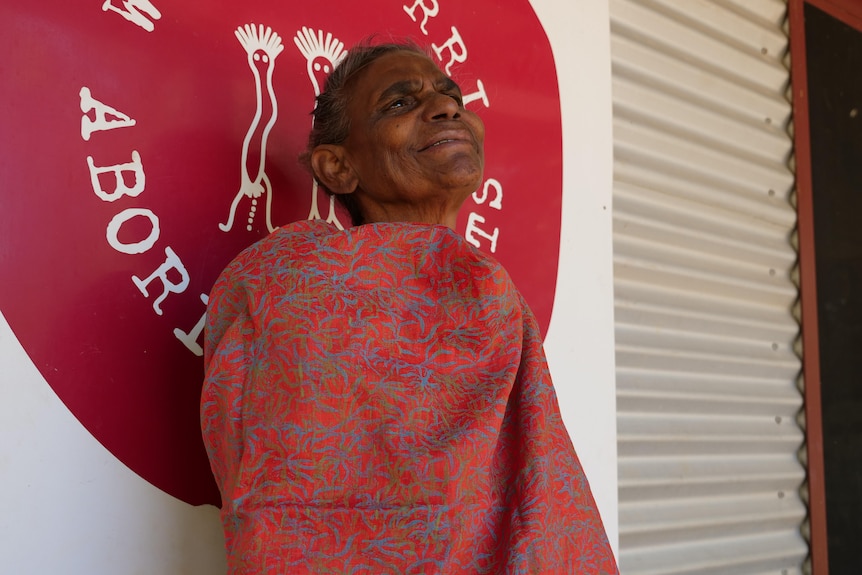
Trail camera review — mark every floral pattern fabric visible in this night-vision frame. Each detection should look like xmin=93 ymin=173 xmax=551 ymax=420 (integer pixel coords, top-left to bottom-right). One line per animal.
xmin=202 ymin=220 xmax=618 ymax=574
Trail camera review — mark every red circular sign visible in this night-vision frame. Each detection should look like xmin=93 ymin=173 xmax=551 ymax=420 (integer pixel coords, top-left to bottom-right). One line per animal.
xmin=0 ymin=1 xmax=562 ymax=505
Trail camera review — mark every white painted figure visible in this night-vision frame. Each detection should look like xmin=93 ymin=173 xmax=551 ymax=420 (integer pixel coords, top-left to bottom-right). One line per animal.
xmin=221 ymin=23 xmax=284 ymax=233
xmin=294 ymin=27 xmax=347 ymax=229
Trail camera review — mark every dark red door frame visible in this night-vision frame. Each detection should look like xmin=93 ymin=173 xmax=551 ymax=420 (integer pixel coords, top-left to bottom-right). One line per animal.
xmin=788 ymin=1 xmax=862 ymax=574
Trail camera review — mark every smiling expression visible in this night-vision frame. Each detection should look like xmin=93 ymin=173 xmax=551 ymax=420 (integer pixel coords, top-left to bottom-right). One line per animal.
xmin=332 ymin=50 xmax=485 ymax=226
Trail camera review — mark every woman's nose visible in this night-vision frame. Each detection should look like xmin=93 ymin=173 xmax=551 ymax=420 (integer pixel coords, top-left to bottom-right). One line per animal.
xmin=423 ymin=91 xmax=461 ymax=120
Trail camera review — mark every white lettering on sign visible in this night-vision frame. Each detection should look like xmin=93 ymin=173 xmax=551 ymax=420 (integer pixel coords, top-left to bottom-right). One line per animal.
xmin=462 ymin=79 xmax=489 ymax=108
xmin=79 ymin=84 xmax=193 ymax=318
xmin=87 ymin=151 xmax=146 ymax=202
xmin=80 ymin=87 xmax=137 ymax=141
xmin=78 ymin=1 xmax=503 ymax=356
xmin=465 ymin=212 xmax=499 ymax=253
xmin=472 ymin=177 xmax=503 ymax=210
xmin=106 ymin=208 xmax=160 ymax=254
xmin=173 ymin=293 xmax=209 ymax=356
xmin=402 ymin=0 xmax=439 ymax=36
xmin=132 ymin=247 xmax=190 ymax=316
xmin=101 ymin=0 xmax=161 ymax=32
xmin=469 ymin=178 xmax=503 ymax=252
xmin=431 ymin=26 xmax=467 ymax=76
xmin=401 ymin=5 xmax=501 ymax=252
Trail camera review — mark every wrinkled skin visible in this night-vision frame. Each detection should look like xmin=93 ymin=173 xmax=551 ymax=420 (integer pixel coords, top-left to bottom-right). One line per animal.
xmin=311 ymin=50 xmax=485 ymax=228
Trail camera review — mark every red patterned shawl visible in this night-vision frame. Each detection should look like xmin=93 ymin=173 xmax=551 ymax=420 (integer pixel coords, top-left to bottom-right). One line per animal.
xmin=202 ymin=220 xmax=618 ymax=574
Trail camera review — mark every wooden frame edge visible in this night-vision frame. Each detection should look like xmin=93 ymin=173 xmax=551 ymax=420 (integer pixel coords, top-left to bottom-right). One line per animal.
xmin=788 ymin=1 xmax=828 ymax=573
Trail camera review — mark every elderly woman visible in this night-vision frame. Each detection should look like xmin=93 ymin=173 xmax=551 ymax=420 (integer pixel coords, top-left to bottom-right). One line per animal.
xmin=201 ymin=42 xmax=618 ymax=574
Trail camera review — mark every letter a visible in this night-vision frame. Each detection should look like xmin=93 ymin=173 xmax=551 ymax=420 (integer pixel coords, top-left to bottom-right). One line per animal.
xmin=102 ymin=0 xmax=161 ymax=33
xmin=80 ymin=87 xmax=136 ymax=141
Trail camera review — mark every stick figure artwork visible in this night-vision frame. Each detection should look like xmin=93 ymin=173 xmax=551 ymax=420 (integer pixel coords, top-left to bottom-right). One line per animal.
xmin=220 ymin=24 xmax=284 ymax=233
xmin=294 ymin=27 xmax=348 ymax=229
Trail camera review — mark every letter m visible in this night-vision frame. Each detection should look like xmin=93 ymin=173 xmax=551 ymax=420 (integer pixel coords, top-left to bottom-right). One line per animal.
xmin=102 ymin=0 xmax=161 ymax=32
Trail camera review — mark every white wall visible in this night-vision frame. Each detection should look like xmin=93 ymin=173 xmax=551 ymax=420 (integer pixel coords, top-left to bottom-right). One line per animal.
xmin=535 ymin=0 xmax=620 ymax=554
xmin=0 ymin=312 xmax=227 ymax=574
xmin=0 ymin=1 xmax=616 ymax=571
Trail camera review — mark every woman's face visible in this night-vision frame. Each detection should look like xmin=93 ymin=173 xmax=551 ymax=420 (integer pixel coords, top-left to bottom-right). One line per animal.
xmin=337 ymin=50 xmax=485 ymax=226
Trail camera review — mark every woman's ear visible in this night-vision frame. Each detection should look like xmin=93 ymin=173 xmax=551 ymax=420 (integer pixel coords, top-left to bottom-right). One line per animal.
xmin=310 ymin=145 xmax=358 ymax=196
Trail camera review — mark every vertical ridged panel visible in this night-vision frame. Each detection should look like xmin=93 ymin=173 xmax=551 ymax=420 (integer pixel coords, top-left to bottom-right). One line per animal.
xmin=611 ymin=0 xmax=808 ymax=573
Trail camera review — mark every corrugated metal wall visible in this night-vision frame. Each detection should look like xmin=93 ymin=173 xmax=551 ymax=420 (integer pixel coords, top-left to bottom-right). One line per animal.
xmin=610 ymin=0 xmax=810 ymax=573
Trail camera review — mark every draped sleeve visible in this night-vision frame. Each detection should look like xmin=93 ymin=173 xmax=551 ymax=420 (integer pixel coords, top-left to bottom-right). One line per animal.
xmin=201 ymin=220 xmax=618 ymax=575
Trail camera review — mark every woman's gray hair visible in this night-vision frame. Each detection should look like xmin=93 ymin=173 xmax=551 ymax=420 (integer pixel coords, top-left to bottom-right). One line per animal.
xmin=299 ymin=39 xmax=428 ymax=225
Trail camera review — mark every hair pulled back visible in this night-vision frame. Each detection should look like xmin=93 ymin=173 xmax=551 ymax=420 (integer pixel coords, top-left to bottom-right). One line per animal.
xmin=299 ymin=40 xmax=428 ymax=226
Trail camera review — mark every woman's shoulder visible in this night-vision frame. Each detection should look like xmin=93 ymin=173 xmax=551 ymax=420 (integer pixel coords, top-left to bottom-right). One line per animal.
xmin=215 ymin=219 xmax=513 ymax=292
xmin=224 ymin=219 xmax=337 ymax=266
